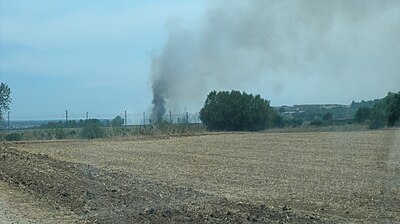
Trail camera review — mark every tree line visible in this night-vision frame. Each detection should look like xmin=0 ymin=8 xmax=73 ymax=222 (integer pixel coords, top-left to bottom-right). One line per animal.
xmin=38 ymin=116 xmax=124 ymax=129
xmin=2 ymin=82 xmax=399 ymax=134
xmin=199 ymin=90 xmax=400 ymax=131
xmin=354 ymin=91 xmax=400 ymax=129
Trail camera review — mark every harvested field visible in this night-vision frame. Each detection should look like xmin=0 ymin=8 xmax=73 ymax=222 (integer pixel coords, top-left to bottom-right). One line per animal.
xmin=1 ymin=129 xmax=400 ymax=223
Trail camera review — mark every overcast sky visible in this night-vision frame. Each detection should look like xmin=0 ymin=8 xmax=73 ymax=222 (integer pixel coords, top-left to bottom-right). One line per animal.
xmin=1 ymin=0 xmax=399 ymax=121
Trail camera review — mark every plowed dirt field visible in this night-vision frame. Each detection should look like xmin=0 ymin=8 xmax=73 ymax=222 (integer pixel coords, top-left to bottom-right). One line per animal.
xmin=1 ymin=130 xmax=399 ymax=223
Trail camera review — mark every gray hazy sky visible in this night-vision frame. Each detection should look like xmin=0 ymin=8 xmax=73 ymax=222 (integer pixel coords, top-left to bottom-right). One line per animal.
xmin=1 ymin=0 xmax=399 ymax=120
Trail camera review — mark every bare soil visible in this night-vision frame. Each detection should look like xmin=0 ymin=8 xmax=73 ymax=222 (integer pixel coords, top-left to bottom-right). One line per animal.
xmin=1 ymin=129 xmax=399 ymax=223
xmin=0 ymin=180 xmax=78 ymax=224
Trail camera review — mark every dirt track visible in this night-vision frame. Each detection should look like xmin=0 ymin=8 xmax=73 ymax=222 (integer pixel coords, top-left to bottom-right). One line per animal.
xmin=1 ymin=130 xmax=400 ymax=223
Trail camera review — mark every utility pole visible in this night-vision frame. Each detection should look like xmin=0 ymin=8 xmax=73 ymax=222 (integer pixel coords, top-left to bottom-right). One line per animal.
xmin=143 ymin=112 xmax=146 ymax=125
xmin=169 ymin=110 xmax=172 ymax=124
xmin=124 ymin=110 xmax=127 ymax=126
xmin=7 ymin=111 xmax=10 ymax=133
xmin=65 ymin=110 xmax=68 ymax=128
xmin=186 ymin=112 xmax=189 ymax=124
xmin=86 ymin=112 xmax=88 ymax=120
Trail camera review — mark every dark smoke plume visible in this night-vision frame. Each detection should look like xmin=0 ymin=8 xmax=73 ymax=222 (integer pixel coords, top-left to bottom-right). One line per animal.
xmin=151 ymin=56 xmax=166 ymax=122
xmin=151 ymin=0 xmax=400 ymax=120
xmin=151 ymin=89 xmax=166 ymax=123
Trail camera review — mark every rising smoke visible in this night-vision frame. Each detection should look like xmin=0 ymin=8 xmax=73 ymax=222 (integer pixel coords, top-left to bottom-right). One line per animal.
xmin=151 ymin=0 xmax=400 ymax=122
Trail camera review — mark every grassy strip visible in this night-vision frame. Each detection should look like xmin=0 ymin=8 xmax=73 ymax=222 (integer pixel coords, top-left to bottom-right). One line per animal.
xmin=0 ymin=124 xmax=207 ymax=141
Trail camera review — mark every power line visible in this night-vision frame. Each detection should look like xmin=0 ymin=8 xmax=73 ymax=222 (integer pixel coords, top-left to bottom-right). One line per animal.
xmin=6 ymin=110 xmax=201 ymax=126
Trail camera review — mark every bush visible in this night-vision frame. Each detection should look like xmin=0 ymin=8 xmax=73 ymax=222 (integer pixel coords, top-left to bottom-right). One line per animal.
xmin=362 ymin=91 xmax=400 ymax=129
xmin=322 ymin=112 xmax=333 ymax=121
xmin=80 ymin=122 xmax=104 ymax=139
xmin=5 ymin=133 xmax=22 ymax=141
xmin=54 ymin=128 xmax=66 ymax=139
xmin=288 ymin=118 xmax=303 ymax=127
xmin=310 ymin=119 xmax=323 ymax=126
xmin=273 ymin=115 xmax=285 ymax=128
xmin=354 ymin=107 xmax=371 ymax=123
xmin=369 ymin=119 xmax=385 ymax=129
xmin=387 ymin=92 xmax=400 ymax=127
xmin=111 ymin=116 xmax=124 ymax=127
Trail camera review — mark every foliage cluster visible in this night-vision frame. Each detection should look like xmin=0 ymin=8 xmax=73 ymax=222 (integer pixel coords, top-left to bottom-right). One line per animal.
xmin=80 ymin=119 xmax=104 ymax=139
xmin=39 ymin=116 xmax=124 ymax=129
xmin=354 ymin=91 xmax=400 ymax=129
xmin=110 ymin=116 xmax=124 ymax=127
xmin=5 ymin=133 xmax=22 ymax=141
xmin=199 ymin=90 xmax=280 ymax=131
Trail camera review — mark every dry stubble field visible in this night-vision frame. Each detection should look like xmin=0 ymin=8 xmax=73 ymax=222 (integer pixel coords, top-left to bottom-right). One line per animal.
xmin=1 ymin=129 xmax=400 ymax=223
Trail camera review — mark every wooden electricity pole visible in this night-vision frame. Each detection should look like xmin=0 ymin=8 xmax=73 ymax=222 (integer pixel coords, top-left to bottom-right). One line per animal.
xmin=65 ymin=110 xmax=68 ymax=128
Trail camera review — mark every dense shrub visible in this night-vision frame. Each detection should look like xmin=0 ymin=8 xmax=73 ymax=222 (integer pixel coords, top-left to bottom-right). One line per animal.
xmin=387 ymin=92 xmax=400 ymax=127
xmin=80 ymin=121 xmax=104 ymax=139
xmin=54 ymin=128 xmax=66 ymax=139
xmin=368 ymin=109 xmax=386 ymax=129
xmin=354 ymin=107 xmax=371 ymax=123
xmin=5 ymin=133 xmax=22 ymax=141
xmin=287 ymin=118 xmax=303 ymax=127
xmin=273 ymin=115 xmax=285 ymax=128
xmin=111 ymin=116 xmax=124 ymax=127
xmin=322 ymin=112 xmax=333 ymax=121
xmin=354 ymin=91 xmax=400 ymax=129
xmin=310 ymin=119 xmax=323 ymax=126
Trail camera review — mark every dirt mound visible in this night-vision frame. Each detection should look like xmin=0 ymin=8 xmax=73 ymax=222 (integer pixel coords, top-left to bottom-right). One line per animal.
xmin=0 ymin=143 xmax=323 ymax=223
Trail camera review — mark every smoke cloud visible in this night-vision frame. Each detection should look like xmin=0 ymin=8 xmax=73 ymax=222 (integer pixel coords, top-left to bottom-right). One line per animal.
xmin=151 ymin=0 xmax=400 ymax=121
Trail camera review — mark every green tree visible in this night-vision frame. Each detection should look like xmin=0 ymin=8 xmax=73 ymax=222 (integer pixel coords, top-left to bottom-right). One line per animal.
xmin=111 ymin=116 xmax=124 ymax=127
xmin=369 ymin=109 xmax=386 ymax=129
xmin=366 ymin=91 xmax=400 ymax=129
xmin=289 ymin=118 xmax=303 ymax=127
xmin=322 ymin=112 xmax=333 ymax=121
xmin=0 ymin=83 xmax=12 ymax=121
xmin=354 ymin=107 xmax=371 ymax=123
xmin=199 ymin=90 xmax=276 ymax=131
xmin=387 ymin=92 xmax=400 ymax=127
xmin=5 ymin=133 xmax=22 ymax=141
xmin=273 ymin=114 xmax=285 ymax=128
xmin=80 ymin=119 xmax=104 ymax=139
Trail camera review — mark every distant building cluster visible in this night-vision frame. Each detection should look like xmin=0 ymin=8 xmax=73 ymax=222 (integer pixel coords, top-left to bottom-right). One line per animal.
xmin=277 ymin=104 xmax=350 ymax=114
